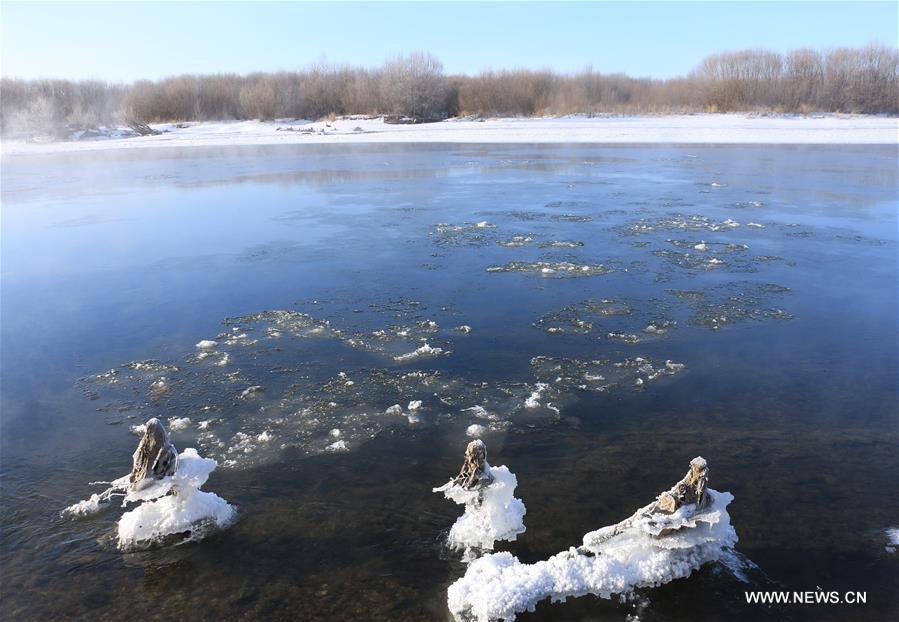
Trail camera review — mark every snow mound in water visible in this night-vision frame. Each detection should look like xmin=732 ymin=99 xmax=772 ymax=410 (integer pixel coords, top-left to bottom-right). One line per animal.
xmin=116 ymin=448 xmax=235 ymax=550
xmin=886 ymin=527 xmax=899 ymax=553
xmin=448 ymin=489 xmax=737 ymax=621
xmin=435 ymin=465 xmax=526 ymax=559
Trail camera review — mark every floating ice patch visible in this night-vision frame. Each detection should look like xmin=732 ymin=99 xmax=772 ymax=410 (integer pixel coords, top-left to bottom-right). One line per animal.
xmin=524 ymin=383 xmax=547 ymax=409
xmin=534 ymin=299 xmax=675 ymax=344
xmin=196 ymin=340 xmax=218 ymax=350
xmin=497 ymin=235 xmax=534 ymax=248
xmin=530 ymin=355 xmax=686 ymax=396
xmin=239 ymin=385 xmax=265 ymax=399
xmin=487 ymin=261 xmax=613 ymax=278
xmin=394 ymin=343 xmax=447 ymax=362
xmin=617 ymin=214 xmax=742 ymax=236
xmin=687 ymin=282 xmax=793 ymax=330
xmin=550 ymin=214 xmax=592 ymax=223
xmin=666 ymin=289 xmax=705 ymax=300
xmin=885 ymin=528 xmax=899 ymax=553
xmin=652 ymin=249 xmax=753 ymax=272
xmin=537 ymin=240 xmax=583 ymax=249
xmin=534 ymin=299 xmax=632 ymax=335
xmin=466 ymin=424 xmax=487 ymax=438
xmin=668 ymin=239 xmax=748 ymax=254
xmin=168 ymin=417 xmax=191 ymax=432
xmin=223 ymin=309 xmax=333 ymax=340
xmin=432 ymin=222 xmax=499 ymax=246
xmin=326 ymin=440 xmax=349 ymax=452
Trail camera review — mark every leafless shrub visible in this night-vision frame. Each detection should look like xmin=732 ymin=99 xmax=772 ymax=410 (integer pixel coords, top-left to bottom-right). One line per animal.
xmin=381 ymin=51 xmax=449 ymax=118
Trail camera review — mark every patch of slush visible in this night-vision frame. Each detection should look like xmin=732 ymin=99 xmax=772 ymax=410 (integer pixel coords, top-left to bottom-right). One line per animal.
xmin=487 ymin=261 xmax=613 ymax=278
xmin=497 ymin=235 xmax=534 ymax=248
xmin=534 ymin=299 xmax=676 ymax=343
xmin=434 ymin=464 xmax=526 ymax=559
xmin=616 ymin=214 xmax=742 ymax=236
xmin=535 ymin=299 xmax=632 ymax=335
xmin=447 ymin=489 xmax=738 ymax=622
xmin=393 ymin=343 xmax=448 ymax=362
xmin=530 ymin=355 xmax=686 ymax=395
xmin=685 ymin=282 xmax=793 ymax=330
xmin=537 ymin=240 xmax=584 ymax=249
xmin=466 ymin=424 xmax=487 ymax=438
xmin=432 ymin=222 xmax=500 ymax=246
xmin=652 ymin=246 xmax=755 ymax=273
xmin=224 ymin=305 xmax=455 ymax=364
xmin=168 ymin=417 xmax=192 ymax=432
xmin=665 ymin=289 xmax=705 ymax=300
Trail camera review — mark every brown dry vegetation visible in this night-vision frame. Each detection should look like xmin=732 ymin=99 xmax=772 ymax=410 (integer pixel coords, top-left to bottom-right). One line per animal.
xmin=1 ymin=45 xmax=896 ymax=137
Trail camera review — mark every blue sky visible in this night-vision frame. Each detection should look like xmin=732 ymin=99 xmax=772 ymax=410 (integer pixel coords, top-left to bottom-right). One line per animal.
xmin=2 ymin=1 xmax=896 ymax=82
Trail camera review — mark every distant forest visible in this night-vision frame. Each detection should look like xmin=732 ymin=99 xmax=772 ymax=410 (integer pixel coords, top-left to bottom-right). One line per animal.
xmin=2 ymin=44 xmax=897 ymax=137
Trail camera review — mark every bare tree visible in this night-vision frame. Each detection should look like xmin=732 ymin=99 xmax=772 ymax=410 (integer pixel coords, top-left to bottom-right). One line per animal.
xmin=380 ymin=51 xmax=448 ymax=118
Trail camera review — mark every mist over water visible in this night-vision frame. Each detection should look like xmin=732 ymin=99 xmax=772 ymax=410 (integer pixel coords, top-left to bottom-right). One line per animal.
xmin=1 ymin=143 xmax=897 ymax=620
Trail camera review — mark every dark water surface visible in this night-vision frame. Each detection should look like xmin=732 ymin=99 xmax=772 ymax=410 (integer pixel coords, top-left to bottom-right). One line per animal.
xmin=1 ymin=143 xmax=897 ymax=621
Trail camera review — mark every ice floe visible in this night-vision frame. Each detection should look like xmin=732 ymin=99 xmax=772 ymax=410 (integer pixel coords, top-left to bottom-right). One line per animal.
xmin=885 ymin=528 xmax=899 ymax=553
xmin=394 ymin=343 xmax=447 ymax=362
xmin=617 ymin=214 xmax=742 ymax=236
xmin=487 ymin=261 xmax=613 ymax=278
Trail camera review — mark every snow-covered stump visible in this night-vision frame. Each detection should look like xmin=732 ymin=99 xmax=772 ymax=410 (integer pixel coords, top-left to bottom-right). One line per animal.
xmin=447 ymin=457 xmax=744 ymax=622
xmin=434 ymin=440 xmax=526 ymax=561
xmin=63 ymin=417 xmax=235 ymax=550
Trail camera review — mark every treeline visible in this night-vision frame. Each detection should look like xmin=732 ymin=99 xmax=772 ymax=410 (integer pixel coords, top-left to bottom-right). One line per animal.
xmin=2 ymin=45 xmax=897 ymax=137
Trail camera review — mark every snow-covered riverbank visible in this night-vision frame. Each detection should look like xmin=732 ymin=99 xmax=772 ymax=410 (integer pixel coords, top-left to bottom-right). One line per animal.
xmin=2 ymin=114 xmax=896 ymax=156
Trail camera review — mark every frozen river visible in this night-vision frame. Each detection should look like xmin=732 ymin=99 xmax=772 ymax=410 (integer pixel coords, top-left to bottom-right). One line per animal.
xmin=1 ymin=143 xmax=897 ymax=620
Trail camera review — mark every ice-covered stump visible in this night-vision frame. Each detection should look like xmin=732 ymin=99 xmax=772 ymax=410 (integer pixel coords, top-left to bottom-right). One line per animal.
xmin=448 ymin=457 xmax=744 ymax=622
xmin=63 ymin=418 xmax=235 ymax=550
xmin=434 ymin=440 xmax=526 ymax=559
xmin=452 ymin=440 xmax=495 ymax=492
xmin=657 ymin=456 xmax=708 ymax=514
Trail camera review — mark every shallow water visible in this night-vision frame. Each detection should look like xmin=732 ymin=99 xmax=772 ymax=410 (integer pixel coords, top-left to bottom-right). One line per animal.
xmin=1 ymin=143 xmax=897 ymax=620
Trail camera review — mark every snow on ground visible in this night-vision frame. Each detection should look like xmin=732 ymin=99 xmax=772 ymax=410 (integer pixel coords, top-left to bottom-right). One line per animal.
xmin=3 ymin=114 xmax=896 ymax=156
